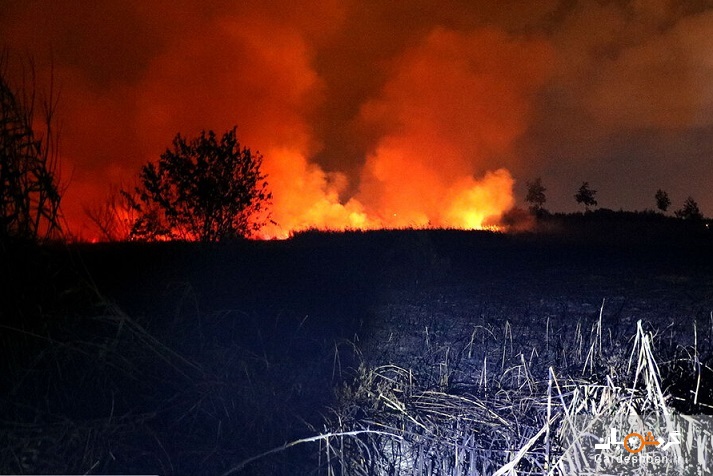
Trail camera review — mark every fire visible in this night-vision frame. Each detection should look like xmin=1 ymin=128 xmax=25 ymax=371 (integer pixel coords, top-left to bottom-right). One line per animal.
xmin=255 ymin=26 xmax=545 ymax=239
xmin=0 ymin=3 xmax=553 ymax=241
xmin=258 ymin=147 xmax=379 ymax=239
xmin=443 ymin=170 xmax=515 ymax=230
xmin=259 ymin=145 xmax=515 ymax=239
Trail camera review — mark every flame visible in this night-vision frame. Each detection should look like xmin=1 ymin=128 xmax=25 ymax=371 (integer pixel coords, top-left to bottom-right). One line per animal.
xmin=259 ymin=144 xmax=515 ymax=239
xmin=255 ymin=26 xmax=547 ymax=239
xmin=0 ymin=4 xmax=553 ymax=241
xmin=443 ymin=170 xmax=515 ymax=230
xmin=259 ymin=147 xmax=378 ymax=239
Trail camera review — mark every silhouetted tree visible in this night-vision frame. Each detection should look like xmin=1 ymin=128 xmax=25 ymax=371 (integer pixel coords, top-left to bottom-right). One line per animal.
xmin=675 ymin=196 xmax=703 ymax=221
xmin=574 ymin=182 xmax=598 ymax=212
xmin=0 ymin=57 xmax=62 ymax=242
xmin=125 ymin=127 xmax=271 ymax=241
xmin=525 ymin=177 xmax=547 ymax=214
xmin=655 ymin=189 xmax=671 ymax=213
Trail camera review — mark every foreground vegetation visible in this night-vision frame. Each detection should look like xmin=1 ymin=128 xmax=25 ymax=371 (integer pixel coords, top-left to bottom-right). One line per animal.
xmin=2 ymin=223 xmax=713 ymax=474
xmin=255 ymin=317 xmax=713 ymax=475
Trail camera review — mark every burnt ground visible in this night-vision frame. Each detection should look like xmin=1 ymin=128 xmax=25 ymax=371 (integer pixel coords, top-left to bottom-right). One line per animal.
xmin=2 ymin=213 xmax=713 ymax=474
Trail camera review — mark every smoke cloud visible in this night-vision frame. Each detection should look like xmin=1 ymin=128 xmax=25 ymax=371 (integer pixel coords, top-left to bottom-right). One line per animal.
xmin=1 ymin=0 xmax=712 ymax=238
xmin=355 ymin=27 xmax=552 ymax=228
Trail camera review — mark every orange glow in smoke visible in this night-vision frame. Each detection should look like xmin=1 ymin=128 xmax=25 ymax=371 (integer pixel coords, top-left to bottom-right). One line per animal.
xmin=258 ymin=147 xmax=378 ymax=239
xmin=253 ymin=27 xmax=549 ymax=239
xmin=258 ymin=145 xmax=515 ymax=239
xmin=1 ymin=7 xmax=552 ymax=241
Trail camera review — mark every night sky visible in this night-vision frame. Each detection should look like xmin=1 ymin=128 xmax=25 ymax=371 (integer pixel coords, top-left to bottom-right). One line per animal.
xmin=2 ymin=0 xmax=712 ymax=238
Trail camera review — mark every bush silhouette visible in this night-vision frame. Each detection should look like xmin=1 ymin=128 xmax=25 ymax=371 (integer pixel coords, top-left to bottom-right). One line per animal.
xmin=574 ymin=182 xmax=598 ymax=212
xmin=675 ymin=196 xmax=703 ymax=221
xmin=525 ymin=177 xmax=547 ymax=215
xmin=655 ymin=189 xmax=671 ymax=213
xmin=125 ymin=127 xmax=271 ymax=241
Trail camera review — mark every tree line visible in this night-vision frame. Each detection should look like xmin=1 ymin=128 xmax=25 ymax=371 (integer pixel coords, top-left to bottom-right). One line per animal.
xmin=525 ymin=178 xmax=704 ymax=221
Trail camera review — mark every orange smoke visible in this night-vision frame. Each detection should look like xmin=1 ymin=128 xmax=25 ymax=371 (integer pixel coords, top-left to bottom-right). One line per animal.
xmin=260 ymin=27 xmax=552 ymax=238
xmin=0 ymin=2 xmax=553 ymax=240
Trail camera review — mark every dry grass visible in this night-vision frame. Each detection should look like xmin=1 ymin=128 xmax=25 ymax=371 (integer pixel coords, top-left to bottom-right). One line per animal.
xmin=229 ymin=317 xmax=713 ymax=475
xmin=3 ymin=241 xmax=712 ymax=474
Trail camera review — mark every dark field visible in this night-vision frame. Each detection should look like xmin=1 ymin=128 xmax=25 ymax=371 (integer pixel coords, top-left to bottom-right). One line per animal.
xmin=3 ymin=214 xmax=713 ymax=474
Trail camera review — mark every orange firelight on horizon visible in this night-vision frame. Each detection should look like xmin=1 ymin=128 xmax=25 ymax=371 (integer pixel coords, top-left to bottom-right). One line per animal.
xmin=0 ymin=3 xmax=554 ymax=242
xmin=258 ymin=146 xmax=515 ymax=239
xmin=9 ymin=2 xmax=713 ymax=241
xmin=252 ymin=27 xmax=550 ymax=239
